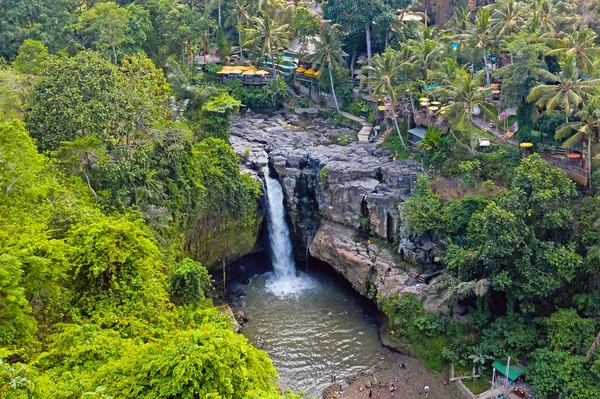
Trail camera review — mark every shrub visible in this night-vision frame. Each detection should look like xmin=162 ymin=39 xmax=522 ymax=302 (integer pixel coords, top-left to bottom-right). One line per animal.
xmin=170 ymin=259 xmax=212 ymax=305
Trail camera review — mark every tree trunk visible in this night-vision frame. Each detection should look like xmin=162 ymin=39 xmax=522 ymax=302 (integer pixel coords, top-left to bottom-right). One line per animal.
xmin=329 ymin=66 xmax=340 ymax=112
xmin=269 ymin=47 xmax=277 ymax=77
xmin=393 ymin=114 xmax=407 ymax=150
xmin=112 ymin=44 xmax=118 ymax=65
xmin=238 ymin=15 xmax=244 ymax=57
xmin=482 ymin=46 xmax=490 ymax=86
xmin=218 ymin=0 xmax=222 ymax=27
xmin=424 ymin=0 xmax=428 ymax=28
xmin=366 ymin=24 xmax=372 ymax=93
xmin=588 ymin=135 xmax=593 ymax=189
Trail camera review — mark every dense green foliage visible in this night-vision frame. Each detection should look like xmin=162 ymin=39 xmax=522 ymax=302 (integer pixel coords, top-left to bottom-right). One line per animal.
xmin=0 ymin=13 xmax=277 ymax=393
xmin=397 ymin=154 xmax=600 ymax=397
xmin=5 ymin=0 xmax=600 ymax=398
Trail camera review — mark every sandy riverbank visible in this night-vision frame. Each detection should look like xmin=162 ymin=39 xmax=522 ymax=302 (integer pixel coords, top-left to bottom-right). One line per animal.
xmin=322 ymin=347 xmax=461 ymax=399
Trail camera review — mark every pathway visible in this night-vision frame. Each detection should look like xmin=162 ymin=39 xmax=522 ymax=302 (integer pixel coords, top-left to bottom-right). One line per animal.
xmin=294 ymin=106 xmax=373 ymax=142
xmin=319 ymin=107 xmax=373 ymax=142
xmin=471 ymin=117 xmax=518 ymax=146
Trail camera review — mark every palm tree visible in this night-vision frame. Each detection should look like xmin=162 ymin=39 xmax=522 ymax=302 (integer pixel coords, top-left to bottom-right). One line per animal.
xmin=306 ymin=26 xmax=344 ymax=113
xmin=165 ymin=57 xmax=218 ymax=103
xmin=432 ymin=58 xmax=469 ymax=87
xmin=226 ymin=0 xmax=251 ymax=57
xmin=244 ymin=15 xmax=290 ymax=76
xmin=526 ymin=56 xmax=600 ymax=123
xmin=467 ymin=7 xmax=494 ymax=87
xmin=439 ymin=71 xmax=496 ymax=155
xmin=407 ymin=30 xmax=444 ymax=84
xmin=429 ymin=274 xmax=490 ymax=311
xmin=491 ymin=0 xmax=525 ymax=38
xmin=448 ymin=6 xmax=472 ymax=48
xmin=547 ymin=27 xmax=600 ymax=75
xmin=491 ymin=0 xmax=525 ymax=63
xmin=362 ymin=48 xmax=407 ymax=150
xmin=555 ymin=97 xmax=600 ymax=188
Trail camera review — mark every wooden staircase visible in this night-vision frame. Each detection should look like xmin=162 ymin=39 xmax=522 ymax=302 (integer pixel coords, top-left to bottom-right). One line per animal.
xmin=376 ymin=128 xmax=393 ymax=145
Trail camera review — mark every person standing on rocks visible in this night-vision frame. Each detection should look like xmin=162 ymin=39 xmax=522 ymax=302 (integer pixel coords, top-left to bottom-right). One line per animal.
xmin=368 ymin=389 xmax=372 ymax=398
xmin=424 ymin=385 xmax=429 ymax=397
xmin=376 ymin=391 xmax=381 ymax=399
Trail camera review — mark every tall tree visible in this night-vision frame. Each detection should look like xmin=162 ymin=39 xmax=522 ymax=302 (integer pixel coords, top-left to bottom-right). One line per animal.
xmin=527 ymin=56 xmax=600 ymax=123
xmin=407 ymin=29 xmax=444 ymax=84
xmin=555 ymin=97 xmax=600 ymax=187
xmin=307 ymin=26 xmax=344 ymax=113
xmin=362 ymin=48 xmax=407 ymax=149
xmin=467 ymin=7 xmax=494 ymax=87
xmin=78 ymin=2 xmax=132 ymax=64
xmin=439 ymin=71 xmax=495 ymax=155
xmin=226 ymin=0 xmax=251 ymax=57
xmin=244 ymin=15 xmax=290 ymax=77
xmin=547 ymin=27 xmax=600 ymax=75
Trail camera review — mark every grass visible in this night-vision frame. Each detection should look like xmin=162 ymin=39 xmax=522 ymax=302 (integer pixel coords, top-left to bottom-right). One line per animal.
xmin=382 ymin=129 xmax=412 ymax=159
xmin=454 ymin=367 xmax=492 ymax=395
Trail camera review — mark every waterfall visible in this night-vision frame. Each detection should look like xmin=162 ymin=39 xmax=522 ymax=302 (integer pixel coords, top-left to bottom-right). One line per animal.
xmin=263 ymin=166 xmax=313 ymax=296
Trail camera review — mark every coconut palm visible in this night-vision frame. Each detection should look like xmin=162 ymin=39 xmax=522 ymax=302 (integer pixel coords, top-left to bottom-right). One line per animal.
xmin=226 ymin=0 xmax=251 ymax=57
xmin=439 ymin=70 xmax=496 ymax=155
xmin=547 ymin=27 xmax=600 ymax=75
xmin=491 ymin=0 xmax=525 ymax=38
xmin=432 ymin=58 xmax=470 ymax=87
xmin=447 ymin=6 xmax=472 ymax=47
xmin=407 ymin=29 xmax=444 ymax=84
xmin=526 ymin=56 xmax=600 ymax=123
xmin=362 ymin=48 xmax=407 ymax=150
xmin=467 ymin=7 xmax=494 ymax=86
xmin=244 ymin=15 xmax=290 ymax=76
xmin=555 ymin=97 xmax=600 ymax=188
xmin=429 ymin=274 xmax=490 ymax=311
xmin=306 ymin=26 xmax=344 ymax=113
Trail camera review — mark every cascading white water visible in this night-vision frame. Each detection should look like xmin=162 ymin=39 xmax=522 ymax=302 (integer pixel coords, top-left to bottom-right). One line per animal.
xmin=263 ymin=166 xmax=314 ymax=296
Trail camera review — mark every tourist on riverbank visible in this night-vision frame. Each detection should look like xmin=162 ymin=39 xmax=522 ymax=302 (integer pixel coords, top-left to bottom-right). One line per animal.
xmin=368 ymin=389 xmax=372 ymax=398
xmin=339 ymin=385 xmax=343 ymax=395
xmin=424 ymin=385 xmax=429 ymax=397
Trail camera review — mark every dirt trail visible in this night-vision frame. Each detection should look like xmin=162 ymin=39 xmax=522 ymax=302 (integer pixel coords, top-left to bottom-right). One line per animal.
xmin=322 ymin=347 xmax=461 ymax=399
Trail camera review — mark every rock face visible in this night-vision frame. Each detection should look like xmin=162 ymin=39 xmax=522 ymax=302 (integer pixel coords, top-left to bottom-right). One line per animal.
xmin=230 ymin=112 xmax=445 ymax=313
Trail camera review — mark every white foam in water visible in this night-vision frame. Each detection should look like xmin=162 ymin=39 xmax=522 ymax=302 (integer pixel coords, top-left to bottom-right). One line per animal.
xmin=263 ymin=166 xmax=315 ymax=296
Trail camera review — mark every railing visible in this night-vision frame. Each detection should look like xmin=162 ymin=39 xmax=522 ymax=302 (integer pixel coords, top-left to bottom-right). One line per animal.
xmin=541 ymin=155 xmax=587 ymax=176
xmin=541 ymin=154 xmax=588 ymax=185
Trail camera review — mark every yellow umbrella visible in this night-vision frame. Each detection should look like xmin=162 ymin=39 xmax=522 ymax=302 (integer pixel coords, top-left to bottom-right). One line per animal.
xmin=378 ymin=105 xmax=386 ymax=111
xmin=520 ymin=142 xmax=533 ymax=148
xmin=419 ymin=97 xmax=429 ymax=102
xmin=430 ymin=101 xmax=441 ymax=105
xmin=428 ymin=106 xmax=439 ymax=111
xmin=305 ymin=69 xmax=315 ymax=75
xmin=296 ymin=67 xmax=307 ymax=73
xmin=314 ymin=71 xmax=321 ymax=77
